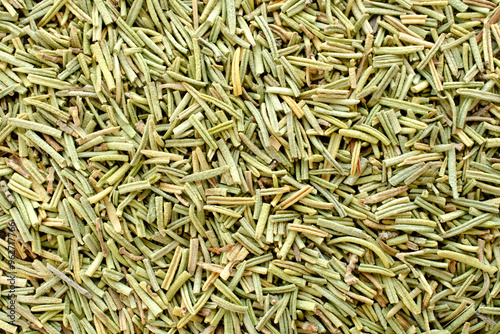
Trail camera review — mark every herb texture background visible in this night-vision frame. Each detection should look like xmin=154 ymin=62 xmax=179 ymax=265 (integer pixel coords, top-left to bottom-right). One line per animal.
xmin=1 ymin=0 xmax=500 ymax=333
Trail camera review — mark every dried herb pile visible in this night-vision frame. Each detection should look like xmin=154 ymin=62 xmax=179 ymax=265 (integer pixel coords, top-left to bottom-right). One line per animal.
xmin=2 ymin=0 xmax=500 ymax=333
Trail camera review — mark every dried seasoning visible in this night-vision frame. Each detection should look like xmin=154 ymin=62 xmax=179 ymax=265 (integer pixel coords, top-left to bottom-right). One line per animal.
xmin=2 ymin=0 xmax=500 ymax=333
